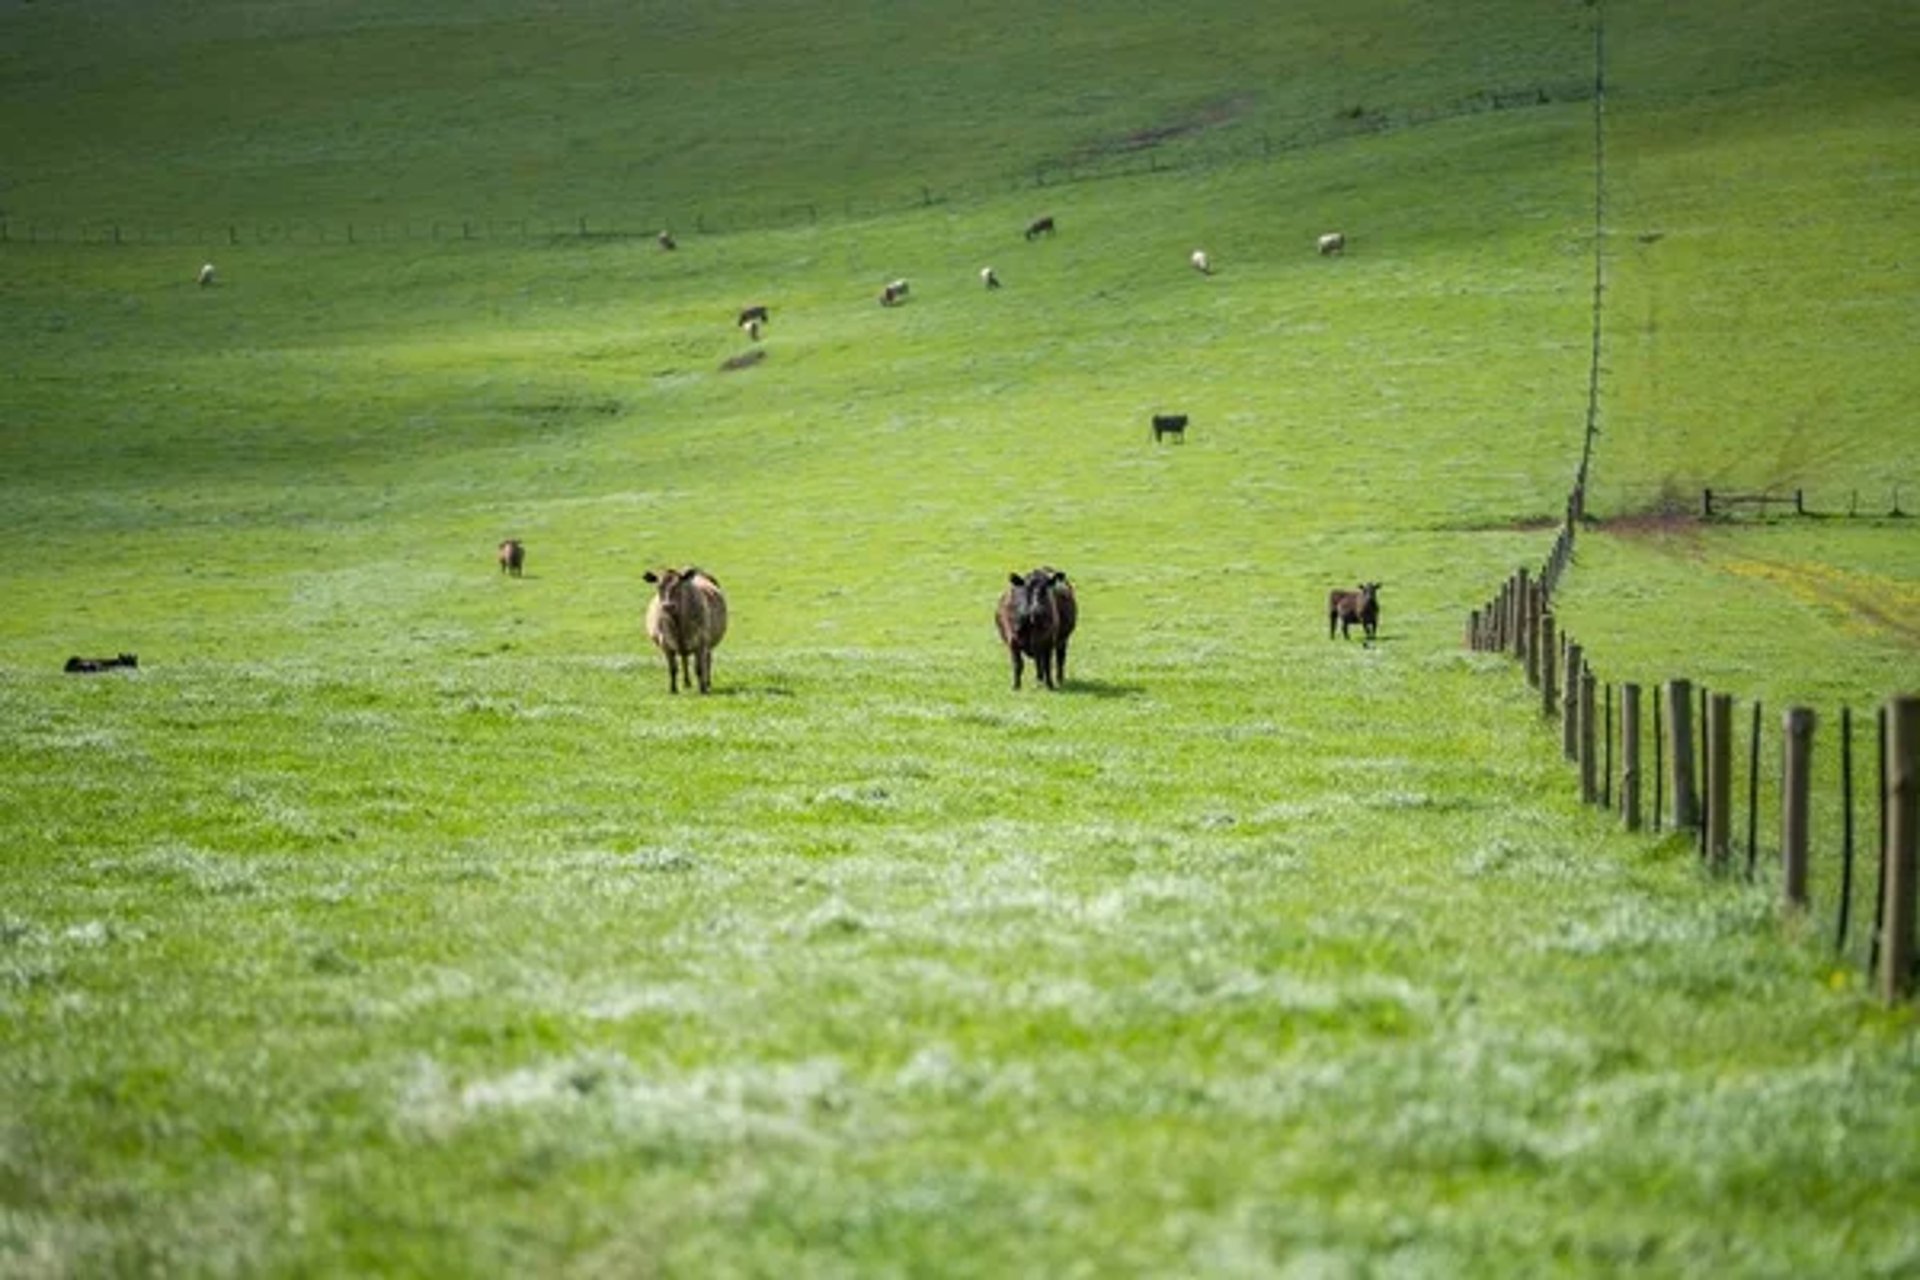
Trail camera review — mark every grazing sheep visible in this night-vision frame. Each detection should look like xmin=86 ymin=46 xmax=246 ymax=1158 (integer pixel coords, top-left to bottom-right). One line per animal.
xmin=643 ymin=566 xmax=728 ymax=694
xmin=1190 ymin=249 xmax=1212 ymax=275
xmin=1024 ymin=215 xmax=1056 ymax=240
xmin=197 ymin=262 xmax=216 ymax=287
xmin=1318 ymin=231 xmax=1346 ymax=255
xmin=1328 ymin=582 xmax=1382 ymax=643
xmin=981 ymin=266 xmax=1001 ymax=289
xmin=880 ymin=278 xmax=910 ymax=307
xmin=994 ymin=567 xmax=1077 ymax=690
xmin=498 ymin=539 xmax=526 ymax=577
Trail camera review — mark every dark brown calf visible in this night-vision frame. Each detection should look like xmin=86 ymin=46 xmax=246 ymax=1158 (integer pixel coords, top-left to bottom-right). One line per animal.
xmin=1328 ymin=582 xmax=1382 ymax=643
xmin=1024 ymin=215 xmax=1056 ymax=241
xmin=1151 ymin=413 xmax=1188 ymax=443
xmin=498 ymin=539 xmax=526 ymax=577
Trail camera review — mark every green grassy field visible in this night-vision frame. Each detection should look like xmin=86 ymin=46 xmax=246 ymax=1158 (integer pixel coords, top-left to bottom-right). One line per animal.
xmin=3 ymin=0 xmax=1918 ymax=1274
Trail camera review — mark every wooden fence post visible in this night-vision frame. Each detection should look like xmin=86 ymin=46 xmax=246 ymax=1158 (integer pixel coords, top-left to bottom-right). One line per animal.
xmin=1782 ymin=707 xmax=1814 ymax=908
xmin=1525 ymin=583 xmax=1542 ymax=688
xmin=1747 ymin=699 xmax=1763 ymax=877
xmin=1540 ymin=615 xmax=1557 ymax=720
xmin=1653 ymin=693 xmax=1665 ymax=832
xmin=1603 ymin=683 xmax=1614 ymax=809
xmin=1837 ymin=706 xmax=1855 ymax=951
xmin=1665 ymin=680 xmax=1697 ymax=829
xmin=1882 ymin=696 xmax=1919 ymax=1002
xmin=1621 ymin=683 xmax=1642 ymax=831
xmin=1708 ymin=693 xmax=1734 ymax=868
xmin=1579 ymin=669 xmax=1598 ymax=805
xmin=1514 ymin=567 xmax=1531 ymax=662
xmin=1563 ymin=644 xmax=1583 ymax=762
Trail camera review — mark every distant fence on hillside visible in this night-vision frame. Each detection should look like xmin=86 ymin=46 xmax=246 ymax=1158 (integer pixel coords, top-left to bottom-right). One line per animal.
xmin=0 ymin=75 xmax=1594 ymax=250
xmin=1585 ymin=483 xmax=1915 ymax=523
xmin=1468 ymin=5 xmax=1919 ymax=1002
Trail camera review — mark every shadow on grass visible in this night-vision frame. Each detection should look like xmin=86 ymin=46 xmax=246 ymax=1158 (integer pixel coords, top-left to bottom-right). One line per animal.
xmin=1058 ymin=678 xmax=1145 ymax=699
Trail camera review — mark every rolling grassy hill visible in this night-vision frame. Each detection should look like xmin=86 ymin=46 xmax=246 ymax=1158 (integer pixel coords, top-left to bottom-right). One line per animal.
xmin=2 ymin=0 xmax=1917 ymax=1274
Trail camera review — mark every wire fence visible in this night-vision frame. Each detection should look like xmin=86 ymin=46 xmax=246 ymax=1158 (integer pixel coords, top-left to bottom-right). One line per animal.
xmin=1469 ymin=2 xmax=1920 ymax=1001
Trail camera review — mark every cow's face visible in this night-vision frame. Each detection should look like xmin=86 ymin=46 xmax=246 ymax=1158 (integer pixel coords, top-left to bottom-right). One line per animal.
xmin=1359 ymin=582 xmax=1381 ymax=605
xmin=644 ymin=568 xmax=688 ymax=612
xmin=1008 ymin=571 xmax=1065 ymax=633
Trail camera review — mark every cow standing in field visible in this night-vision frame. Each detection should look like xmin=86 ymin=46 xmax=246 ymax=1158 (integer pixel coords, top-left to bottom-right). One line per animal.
xmin=1328 ymin=582 xmax=1382 ymax=643
xmin=880 ymin=279 xmax=910 ymax=306
xmin=643 ymin=566 xmax=728 ymax=694
xmin=658 ymin=230 xmax=677 ymax=250
xmin=1190 ymin=249 xmax=1212 ymax=275
xmin=995 ymin=567 xmax=1077 ymax=690
xmin=1151 ymin=413 xmax=1188 ymax=443
xmin=498 ymin=539 xmax=526 ymax=577
xmin=1025 ymin=215 xmax=1056 ymax=241
xmin=1317 ymin=231 xmax=1346 ymax=256
xmin=738 ymin=304 xmax=770 ymax=328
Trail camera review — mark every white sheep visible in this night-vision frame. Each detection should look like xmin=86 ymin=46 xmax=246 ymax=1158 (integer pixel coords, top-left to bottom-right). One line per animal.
xmin=1190 ymin=249 xmax=1212 ymax=275
xmin=981 ymin=266 xmax=1001 ymax=289
xmin=197 ymin=262 xmax=217 ymax=287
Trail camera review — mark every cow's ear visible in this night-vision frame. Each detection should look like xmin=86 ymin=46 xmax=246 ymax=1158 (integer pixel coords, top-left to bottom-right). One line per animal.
xmin=643 ymin=571 xmax=659 ymax=583
xmin=1009 ymin=572 xmax=1025 ymax=586
xmin=1052 ymin=571 xmax=1069 ymax=586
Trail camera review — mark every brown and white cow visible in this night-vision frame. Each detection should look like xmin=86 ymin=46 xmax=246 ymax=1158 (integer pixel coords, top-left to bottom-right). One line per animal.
xmin=498 ymin=539 xmax=526 ymax=577
xmin=1317 ymin=232 xmax=1346 ymax=256
xmin=995 ymin=567 xmax=1077 ymax=690
xmin=643 ymin=567 xmax=729 ymax=693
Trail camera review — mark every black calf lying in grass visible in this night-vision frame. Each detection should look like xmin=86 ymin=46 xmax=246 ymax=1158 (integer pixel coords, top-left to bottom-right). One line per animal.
xmin=65 ymin=653 xmax=138 ymax=673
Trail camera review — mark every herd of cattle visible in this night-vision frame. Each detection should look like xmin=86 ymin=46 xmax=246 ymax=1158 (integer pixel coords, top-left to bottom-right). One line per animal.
xmin=496 ymin=216 xmax=1369 ymax=694
xmin=174 ymin=218 xmax=1372 ymax=696
xmin=493 ymin=541 xmax=1383 ymax=695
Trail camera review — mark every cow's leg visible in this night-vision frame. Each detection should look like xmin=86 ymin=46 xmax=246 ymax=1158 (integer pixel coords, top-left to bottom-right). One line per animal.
xmin=697 ymin=645 xmax=712 ymax=694
xmin=1055 ymin=640 xmax=1069 ymax=687
xmin=668 ymin=651 xmax=682 ymax=694
xmin=1037 ymin=649 xmax=1055 ymax=690
xmin=1010 ymin=646 xmax=1024 ymax=690
xmin=1329 ymin=611 xmax=1338 ymax=640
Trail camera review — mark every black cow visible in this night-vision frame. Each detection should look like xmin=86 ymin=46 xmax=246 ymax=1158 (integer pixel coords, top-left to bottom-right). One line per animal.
xmin=1024 ymin=215 xmax=1056 ymax=241
xmin=995 ymin=567 xmax=1077 ymax=690
xmin=65 ymin=653 xmax=138 ymax=673
xmin=1152 ymin=413 xmax=1189 ymax=443
xmin=1328 ymin=582 xmax=1382 ymax=643
xmin=737 ymin=304 xmax=770 ymax=327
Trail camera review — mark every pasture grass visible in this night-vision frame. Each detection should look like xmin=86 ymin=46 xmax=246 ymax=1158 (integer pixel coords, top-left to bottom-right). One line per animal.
xmin=3 ymin=0 xmax=1919 ymax=1273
